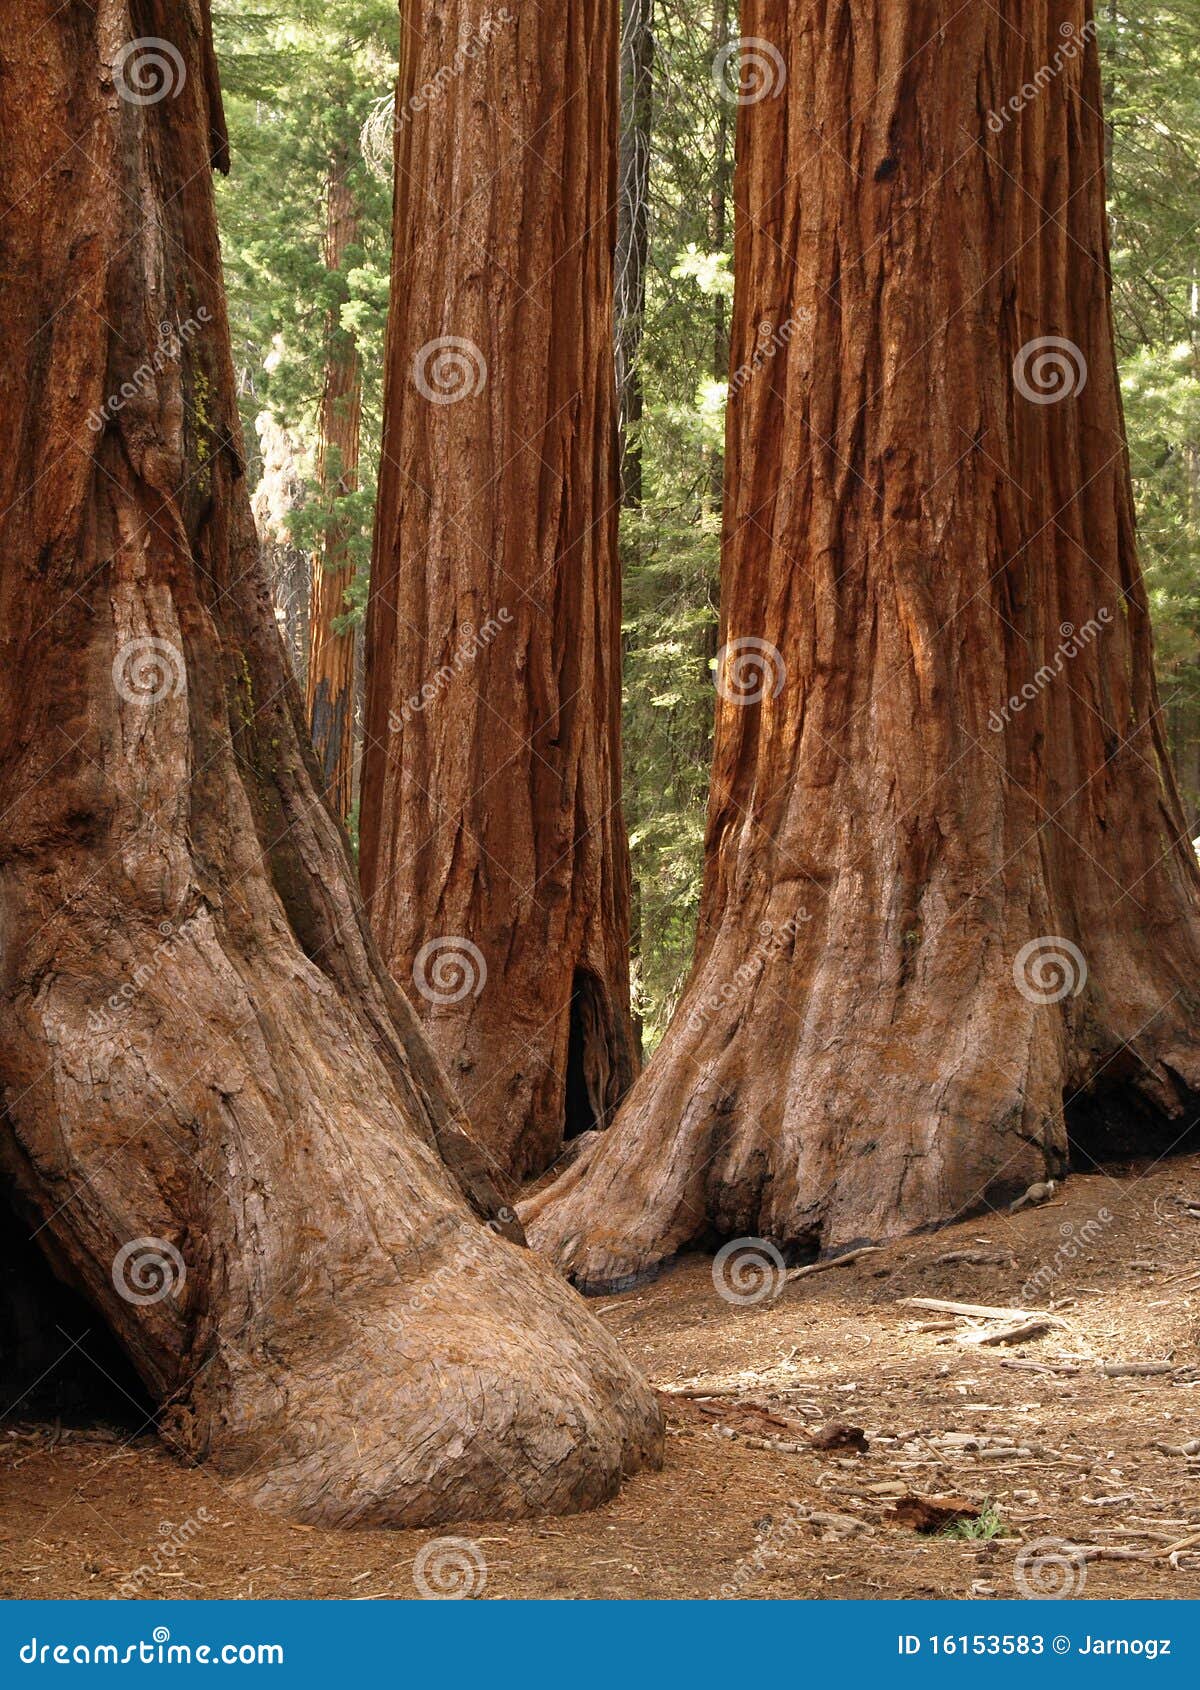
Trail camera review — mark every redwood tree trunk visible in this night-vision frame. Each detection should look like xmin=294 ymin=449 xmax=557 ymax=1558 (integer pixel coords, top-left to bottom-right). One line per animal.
xmin=0 ymin=0 xmax=660 ymax=1522
xmin=615 ymin=0 xmax=653 ymax=506
xmin=527 ymin=0 xmax=1200 ymax=1289
xmin=305 ymin=154 xmax=362 ymax=824
xmin=359 ymin=0 xmax=639 ymax=1179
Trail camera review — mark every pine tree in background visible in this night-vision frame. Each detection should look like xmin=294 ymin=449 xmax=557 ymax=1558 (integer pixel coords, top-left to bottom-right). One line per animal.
xmin=214 ymin=0 xmax=395 ymax=825
xmin=618 ymin=1 xmax=733 ymax=1044
xmin=1101 ymin=1 xmax=1200 ymax=825
xmin=305 ymin=141 xmax=364 ymax=823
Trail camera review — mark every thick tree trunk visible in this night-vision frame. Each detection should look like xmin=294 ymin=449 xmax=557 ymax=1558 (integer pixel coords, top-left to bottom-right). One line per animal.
xmin=0 ymin=0 xmax=660 ymax=1521
xmin=359 ymin=0 xmax=640 ymax=1179
xmin=305 ymin=155 xmax=362 ymax=825
xmin=615 ymin=0 xmax=653 ymax=506
xmin=526 ymin=0 xmax=1200 ymax=1290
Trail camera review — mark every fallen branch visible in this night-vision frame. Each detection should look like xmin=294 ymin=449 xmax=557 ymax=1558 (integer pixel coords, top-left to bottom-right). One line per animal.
xmin=934 ymin=1250 xmax=1016 ymax=1267
xmin=786 ymin=1246 xmax=882 ymax=1283
xmin=1102 ymin=1362 xmax=1175 ymax=1378
xmin=899 ymin=1296 xmax=1062 ymax=1323
xmin=998 ymin=1357 xmax=1082 ymax=1375
xmin=955 ymin=1318 xmax=1055 ymax=1347
xmin=655 ymin=1383 xmax=752 ymax=1399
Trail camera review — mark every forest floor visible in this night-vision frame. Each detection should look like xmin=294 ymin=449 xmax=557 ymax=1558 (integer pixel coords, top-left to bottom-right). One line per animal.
xmin=3 ymin=1152 xmax=1200 ymax=1601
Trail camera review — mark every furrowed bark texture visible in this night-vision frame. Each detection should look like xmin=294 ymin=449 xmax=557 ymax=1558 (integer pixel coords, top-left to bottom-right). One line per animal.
xmin=305 ymin=154 xmax=362 ymax=824
xmin=0 ymin=0 xmax=661 ymax=1521
xmin=358 ymin=0 xmax=639 ymax=1180
xmin=615 ymin=0 xmax=653 ymax=506
xmin=526 ymin=0 xmax=1200 ymax=1290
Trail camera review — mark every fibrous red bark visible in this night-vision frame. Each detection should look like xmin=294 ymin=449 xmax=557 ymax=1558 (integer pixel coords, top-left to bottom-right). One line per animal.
xmin=526 ymin=0 xmax=1200 ymax=1290
xmin=0 ymin=0 xmax=660 ymax=1522
xmin=358 ymin=0 xmax=640 ymax=1180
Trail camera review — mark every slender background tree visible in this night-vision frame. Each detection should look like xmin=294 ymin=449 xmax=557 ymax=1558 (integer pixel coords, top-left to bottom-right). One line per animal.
xmin=215 ymin=0 xmax=395 ymax=831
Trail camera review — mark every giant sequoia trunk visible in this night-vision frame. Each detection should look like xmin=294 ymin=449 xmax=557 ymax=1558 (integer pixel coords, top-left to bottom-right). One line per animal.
xmin=305 ymin=153 xmax=362 ymax=824
xmin=615 ymin=0 xmax=654 ymax=506
xmin=0 ymin=0 xmax=660 ymax=1522
xmin=359 ymin=0 xmax=640 ymax=1179
xmin=526 ymin=0 xmax=1200 ymax=1290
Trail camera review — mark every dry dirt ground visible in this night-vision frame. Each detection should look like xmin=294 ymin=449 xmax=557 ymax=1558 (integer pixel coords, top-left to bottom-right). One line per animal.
xmin=3 ymin=1154 xmax=1200 ymax=1601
